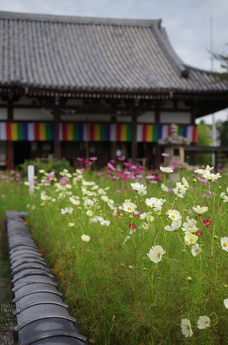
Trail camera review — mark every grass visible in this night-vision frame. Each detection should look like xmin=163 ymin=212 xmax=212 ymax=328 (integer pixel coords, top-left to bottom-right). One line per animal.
xmin=0 ymin=164 xmax=228 ymax=344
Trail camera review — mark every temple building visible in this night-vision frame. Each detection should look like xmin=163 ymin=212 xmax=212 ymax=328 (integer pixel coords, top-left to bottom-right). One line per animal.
xmin=0 ymin=11 xmax=228 ymax=169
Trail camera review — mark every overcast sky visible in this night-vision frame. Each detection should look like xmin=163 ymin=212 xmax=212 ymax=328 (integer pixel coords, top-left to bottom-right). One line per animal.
xmin=1 ymin=0 xmax=228 ymax=124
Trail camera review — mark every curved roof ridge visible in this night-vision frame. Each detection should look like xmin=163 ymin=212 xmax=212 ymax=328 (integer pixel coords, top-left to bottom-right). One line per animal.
xmin=151 ymin=24 xmax=187 ymax=79
xmin=0 ymin=11 xmax=161 ymax=27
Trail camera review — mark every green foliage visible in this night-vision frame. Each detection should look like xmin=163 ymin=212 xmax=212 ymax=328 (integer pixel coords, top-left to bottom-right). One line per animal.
xmin=0 ymin=167 xmax=228 ymax=344
xmin=19 ymin=157 xmax=73 ymax=178
xmin=217 ymin=120 xmax=228 ymax=147
xmin=196 ymin=121 xmax=212 ymax=165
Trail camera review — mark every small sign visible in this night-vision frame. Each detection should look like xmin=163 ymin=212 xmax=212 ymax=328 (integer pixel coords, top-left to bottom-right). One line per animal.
xmin=28 ymin=165 xmax=34 ymax=194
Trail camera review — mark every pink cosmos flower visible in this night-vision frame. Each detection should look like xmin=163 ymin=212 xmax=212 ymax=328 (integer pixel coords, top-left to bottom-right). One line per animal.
xmin=196 ymin=230 xmax=203 ymax=236
xmin=203 ymin=219 xmax=212 ymax=228
xmin=107 ymin=163 xmax=116 ymax=171
xmin=60 ymin=177 xmax=68 ymax=185
xmin=129 ymin=223 xmax=136 ymax=229
xmin=161 ymin=153 xmax=169 ymax=157
xmin=77 ymin=157 xmax=83 ymax=161
xmin=47 ymin=173 xmax=55 ymax=178
xmin=90 ymin=157 xmax=97 ymax=161
xmin=115 ymin=212 xmax=121 ymax=218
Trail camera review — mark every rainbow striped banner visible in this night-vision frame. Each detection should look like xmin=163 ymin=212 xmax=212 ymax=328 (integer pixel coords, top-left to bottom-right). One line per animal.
xmin=0 ymin=122 xmax=197 ymax=143
xmin=0 ymin=122 xmax=54 ymax=141
xmin=137 ymin=124 xmax=197 ymax=143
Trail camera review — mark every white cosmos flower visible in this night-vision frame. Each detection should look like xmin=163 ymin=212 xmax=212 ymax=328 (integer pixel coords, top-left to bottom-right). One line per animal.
xmin=69 ymin=197 xmax=80 ymax=205
xmin=220 ymin=192 xmax=228 ymax=202
xmin=84 ymin=199 xmax=94 ymax=208
xmin=182 ymin=217 xmax=198 ymax=234
xmin=100 ymin=220 xmax=110 ymax=226
xmin=166 ymin=209 xmax=182 ymax=221
xmin=90 ymin=217 xmax=99 ymax=223
xmin=197 ymin=316 xmax=210 ymax=329
xmin=160 ymin=166 xmax=174 ymax=173
xmin=165 ymin=220 xmax=182 ymax=231
xmin=61 ymin=207 xmax=73 ymax=214
xmin=140 ymin=222 xmax=150 ymax=230
xmin=224 ymin=298 xmax=228 ymax=309
xmin=86 ymin=210 xmax=93 ymax=217
xmin=81 ymin=234 xmax=90 ymax=242
xmin=122 ymin=201 xmax=137 ymax=213
xmin=81 ymin=187 xmax=93 ymax=196
xmin=101 ymin=195 xmax=109 ymax=202
xmin=194 ymin=165 xmax=214 ymax=175
xmin=192 ymin=205 xmax=209 ymax=214
xmin=191 ymin=244 xmax=202 ymax=257
xmin=221 ymin=237 xmax=228 ymax=251
xmin=161 ymin=183 xmax=169 ymax=192
xmin=98 ymin=188 xmax=106 ymax=195
xmin=147 ymin=245 xmax=165 ymax=263
xmin=145 ymin=198 xmax=166 ymax=212
xmin=184 ymin=233 xmax=198 ymax=246
xmin=181 ymin=319 xmax=193 ymax=338
xmin=131 ymin=182 xmax=147 ymax=195
xmin=173 ymin=186 xmax=186 ymax=198
xmin=69 ymin=223 xmax=75 ymax=227
xmin=182 ymin=177 xmax=189 ymax=188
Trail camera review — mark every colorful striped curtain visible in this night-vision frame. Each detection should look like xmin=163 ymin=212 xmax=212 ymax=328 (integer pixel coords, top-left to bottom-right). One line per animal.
xmin=0 ymin=122 xmax=197 ymax=143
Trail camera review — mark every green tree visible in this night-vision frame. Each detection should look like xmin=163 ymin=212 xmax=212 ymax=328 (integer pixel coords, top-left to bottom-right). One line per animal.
xmin=196 ymin=121 xmax=212 ymax=165
xmin=217 ymin=120 xmax=228 ymax=147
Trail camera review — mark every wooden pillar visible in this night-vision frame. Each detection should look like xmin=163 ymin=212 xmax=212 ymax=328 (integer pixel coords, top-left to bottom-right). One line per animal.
xmin=7 ymin=101 xmax=14 ymax=169
xmin=154 ymin=143 xmax=161 ymax=170
xmin=191 ymin=107 xmax=197 ymax=125
xmin=8 ymin=100 xmax=13 ymax=122
xmin=53 ymin=111 xmax=61 ymax=160
xmin=131 ymin=112 xmax=137 ymax=165
xmin=111 ymin=141 xmax=117 ymax=162
xmin=155 ymin=103 xmax=160 ymax=124
xmin=7 ymin=141 xmax=14 ymax=170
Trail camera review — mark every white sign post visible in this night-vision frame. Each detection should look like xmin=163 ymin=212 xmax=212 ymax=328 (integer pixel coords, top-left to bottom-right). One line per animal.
xmin=28 ymin=165 xmax=35 ymax=194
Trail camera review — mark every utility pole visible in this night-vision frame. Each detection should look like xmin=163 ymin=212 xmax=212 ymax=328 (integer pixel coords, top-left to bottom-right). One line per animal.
xmin=210 ymin=6 xmax=216 ymax=166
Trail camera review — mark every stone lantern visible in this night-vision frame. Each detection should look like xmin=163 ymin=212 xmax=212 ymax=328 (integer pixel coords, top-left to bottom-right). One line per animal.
xmin=158 ymin=124 xmax=190 ymax=166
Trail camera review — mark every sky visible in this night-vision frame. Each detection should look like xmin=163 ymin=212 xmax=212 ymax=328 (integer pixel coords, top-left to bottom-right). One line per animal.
xmin=0 ymin=0 xmax=228 ymax=124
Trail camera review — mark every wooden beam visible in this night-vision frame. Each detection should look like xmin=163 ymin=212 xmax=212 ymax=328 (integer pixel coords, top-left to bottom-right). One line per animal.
xmin=53 ymin=110 xmax=61 ymax=160
xmin=7 ymin=100 xmax=13 ymax=121
xmin=155 ymin=103 xmax=160 ymax=123
xmin=7 ymin=141 xmax=14 ymax=170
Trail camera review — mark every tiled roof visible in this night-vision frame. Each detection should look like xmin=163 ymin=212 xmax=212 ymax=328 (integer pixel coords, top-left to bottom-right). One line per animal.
xmin=0 ymin=11 xmax=227 ymax=93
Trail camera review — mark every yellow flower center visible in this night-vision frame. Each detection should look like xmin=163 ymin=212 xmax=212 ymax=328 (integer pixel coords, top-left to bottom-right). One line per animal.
xmin=128 ymin=207 xmax=132 ymax=210
xmin=152 ymin=203 xmax=155 ymax=206
xmin=223 ymin=243 xmax=227 ymax=247
xmin=157 ymin=253 xmax=161 ymax=258
xmin=205 ymin=321 xmax=209 ymax=324
xmin=187 ymin=325 xmax=190 ymax=330
xmin=172 ymin=215 xmax=175 ymax=219
xmin=190 ymin=239 xmax=193 ymax=242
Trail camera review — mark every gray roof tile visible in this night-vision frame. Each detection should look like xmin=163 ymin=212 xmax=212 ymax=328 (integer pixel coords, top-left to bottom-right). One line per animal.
xmin=0 ymin=11 xmax=227 ymax=93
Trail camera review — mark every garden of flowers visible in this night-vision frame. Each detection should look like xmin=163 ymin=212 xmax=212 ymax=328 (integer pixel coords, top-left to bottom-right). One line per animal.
xmin=0 ymin=155 xmax=228 ymax=344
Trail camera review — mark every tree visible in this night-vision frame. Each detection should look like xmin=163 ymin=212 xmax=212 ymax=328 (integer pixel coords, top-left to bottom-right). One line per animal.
xmin=213 ymin=47 xmax=228 ymax=81
xmin=196 ymin=121 xmax=212 ymax=165
xmin=217 ymin=120 xmax=228 ymax=147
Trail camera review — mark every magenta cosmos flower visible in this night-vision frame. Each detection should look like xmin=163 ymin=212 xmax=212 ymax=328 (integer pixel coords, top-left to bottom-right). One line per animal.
xmin=60 ymin=177 xmax=68 ymax=185
xmin=203 ymin=219 xmax=212 ymax=228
